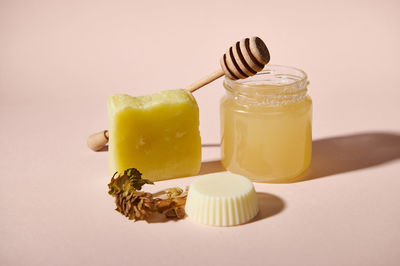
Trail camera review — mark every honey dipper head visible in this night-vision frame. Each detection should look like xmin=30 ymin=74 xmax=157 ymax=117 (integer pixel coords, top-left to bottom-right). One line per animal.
xmin=220 ymin=37 xmax=270 ymax=80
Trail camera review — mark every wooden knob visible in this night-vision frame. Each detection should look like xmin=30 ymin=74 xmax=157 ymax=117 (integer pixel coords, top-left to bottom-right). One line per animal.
xmin=87 ymin=130 xmax=109 ymax=151
xmin=220 ymin=37 xmax=270 ymax=80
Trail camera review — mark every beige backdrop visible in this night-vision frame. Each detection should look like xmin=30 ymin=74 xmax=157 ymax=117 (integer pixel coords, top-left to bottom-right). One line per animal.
xmin=1 ymin=0 xmax=400 ymax=265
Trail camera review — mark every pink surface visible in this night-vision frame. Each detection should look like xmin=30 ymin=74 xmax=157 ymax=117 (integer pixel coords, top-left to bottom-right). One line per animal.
xmin=1 ymin=0 xmax=400 ymax=265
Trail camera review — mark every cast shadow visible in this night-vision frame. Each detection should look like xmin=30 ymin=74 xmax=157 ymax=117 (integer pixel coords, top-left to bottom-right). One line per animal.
xmin=98 ymin=145 xmax=108 ymax=152
xmin=249 ymin=192 xmax=285 ymax=224
xmin=199 ymin=160 xmax=225 ymax=175
xmin=198 ymin=132 xmax=400 ymax=182
xmin=96 ymin=143 xmax=219 ymax=152
xmin=296 ymin=131 xmax=400 ymax=182
xmin=201 ymin=143 xmax=220 ymax=148
xmin=146 ymin=212 xmax=179 ymax=223
xmin=146 ymin=192 xmax=285 ymax=224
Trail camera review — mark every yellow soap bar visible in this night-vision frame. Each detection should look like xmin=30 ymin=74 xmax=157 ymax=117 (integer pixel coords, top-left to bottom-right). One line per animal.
xmin=185 ymin=172 xmax=259 ymax=226
xmin=108 ymin=89 xmax=201 ymax=181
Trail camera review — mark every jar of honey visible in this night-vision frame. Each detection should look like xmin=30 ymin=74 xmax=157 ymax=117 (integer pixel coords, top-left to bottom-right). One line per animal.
xmin=220 ymin=65 xmax=312 ymax=182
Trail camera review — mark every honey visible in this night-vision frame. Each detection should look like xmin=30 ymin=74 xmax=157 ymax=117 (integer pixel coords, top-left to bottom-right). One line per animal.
xmin=220 ymin=65 xmax=312 ymax=182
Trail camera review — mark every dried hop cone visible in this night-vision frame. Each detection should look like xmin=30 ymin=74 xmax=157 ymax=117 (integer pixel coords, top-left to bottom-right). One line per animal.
xmin=115 ymin=191 xmax=155 ymax=221
xmin=108 ymin=168 xmax=155 ymax=221
xmin=108 ymin=168 xmax=188 ymax=221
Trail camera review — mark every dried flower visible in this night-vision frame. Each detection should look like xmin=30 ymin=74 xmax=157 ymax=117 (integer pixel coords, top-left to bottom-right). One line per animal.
xmin=155 ymin=187 xmax=188 ymax=219
xmin=115 ymin=191 xmax=155 ymax=220
xmin=108 ymin=168 xmax=153 ymax=197
xmin=107 ymin=168 xmax=188 ymax=222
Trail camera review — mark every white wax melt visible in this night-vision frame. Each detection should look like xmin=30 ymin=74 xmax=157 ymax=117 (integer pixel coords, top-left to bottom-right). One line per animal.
xmin=185 ymin=172 xmax=259 ymax=226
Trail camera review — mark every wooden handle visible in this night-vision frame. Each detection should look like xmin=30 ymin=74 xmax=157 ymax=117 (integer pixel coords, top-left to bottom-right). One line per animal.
xmin=186 ymin=36 xmax=270 ymax=92
xmin=89 ymin=36 xmax=270 ymax=151
xmin=87 ymin=130 xmax=109 ymax=151
xmin=186 ymin=69 xmax=224 ymax=93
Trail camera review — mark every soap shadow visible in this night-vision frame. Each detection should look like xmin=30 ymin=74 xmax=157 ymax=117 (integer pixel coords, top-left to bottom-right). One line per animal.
xmin=201 ymin=143 xmax=220 ymax=148
xmin=199 ymin=160 xmax=225 ymax=175
xmin=97 ymin=132 xmax=400 ymax=181
xmin=96 ymin=143 xmax=219 ymax=152
xmin=295 ymin=131 xmax=400 ymax=182
xmin=248 ymin=192 xmax=285 ymax=224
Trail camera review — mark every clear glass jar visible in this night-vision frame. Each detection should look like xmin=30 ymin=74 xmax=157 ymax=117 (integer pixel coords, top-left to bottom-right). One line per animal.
xmin=220 ymin=65 xmax=312 ymax=182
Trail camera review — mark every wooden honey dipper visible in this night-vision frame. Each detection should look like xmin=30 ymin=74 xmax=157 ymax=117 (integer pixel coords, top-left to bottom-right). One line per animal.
xmin=88 ymin=36 xmax=270 ymax=151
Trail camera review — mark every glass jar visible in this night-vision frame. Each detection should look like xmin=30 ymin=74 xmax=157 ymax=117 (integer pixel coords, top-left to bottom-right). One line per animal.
xmin=220 ymin=65 xmax=312 ymax=182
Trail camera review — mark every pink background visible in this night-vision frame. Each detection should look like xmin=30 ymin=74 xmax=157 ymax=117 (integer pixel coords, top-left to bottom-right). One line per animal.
xmin=1 ymin=0 xmax=400 ymax=265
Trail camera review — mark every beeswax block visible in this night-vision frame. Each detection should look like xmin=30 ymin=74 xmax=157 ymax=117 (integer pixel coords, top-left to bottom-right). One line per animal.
xmin=108 ymin=89 xmax=201 ymax=181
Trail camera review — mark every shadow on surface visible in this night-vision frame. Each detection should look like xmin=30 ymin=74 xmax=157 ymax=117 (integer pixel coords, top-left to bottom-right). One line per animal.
xmin=199 ymin=160 xmax=225 ymax=175
xmin=97 ymin=143 xmax=219 ymax=152
xmin=98 ymin=145 xmax=108 ymax=152
xmin=146 ymin=212 xmax=181 ymax=223
xmin=201 ymin=143 xmax=220 ymax=148
xmin=296 ymin=131 xmax=400 ymax=182
xmin=249 ymin=192 xmax=285 ymax=224
xmin=199 ymin=132 xmax=400 ymax=182
xmin=97 ymin=132 xmax=400 ymax=182
xmin=146 ymin=192 xmax=285 ymax=224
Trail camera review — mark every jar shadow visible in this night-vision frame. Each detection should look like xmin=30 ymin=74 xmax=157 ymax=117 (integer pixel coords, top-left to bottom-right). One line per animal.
xmin=295 ymin=131 xmax=400 ymax=182
xmin=199 ymin=131 xmax=400 ymax=182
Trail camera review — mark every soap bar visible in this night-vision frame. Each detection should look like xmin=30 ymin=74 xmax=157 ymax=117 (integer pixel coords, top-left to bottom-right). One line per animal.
xmin=185 ymin=172 xmax=259 ymax=226
xmin=108 ymin=89 xmax=201 ymax=181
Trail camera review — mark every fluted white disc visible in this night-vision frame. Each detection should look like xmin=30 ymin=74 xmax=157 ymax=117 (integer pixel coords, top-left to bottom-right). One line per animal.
xmin=185 ymin=172 xmax=259 ymax=226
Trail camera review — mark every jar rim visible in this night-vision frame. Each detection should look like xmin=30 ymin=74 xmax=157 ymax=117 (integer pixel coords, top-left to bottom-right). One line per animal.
xmin=224 ymin=64 xmax=308 ymax=93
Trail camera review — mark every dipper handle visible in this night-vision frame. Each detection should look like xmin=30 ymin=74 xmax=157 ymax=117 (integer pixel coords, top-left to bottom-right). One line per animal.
xmin=88 ymin=37 xmax=270 ymax=151
xmin=186 ymin=37 xmax=270 ymax=92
